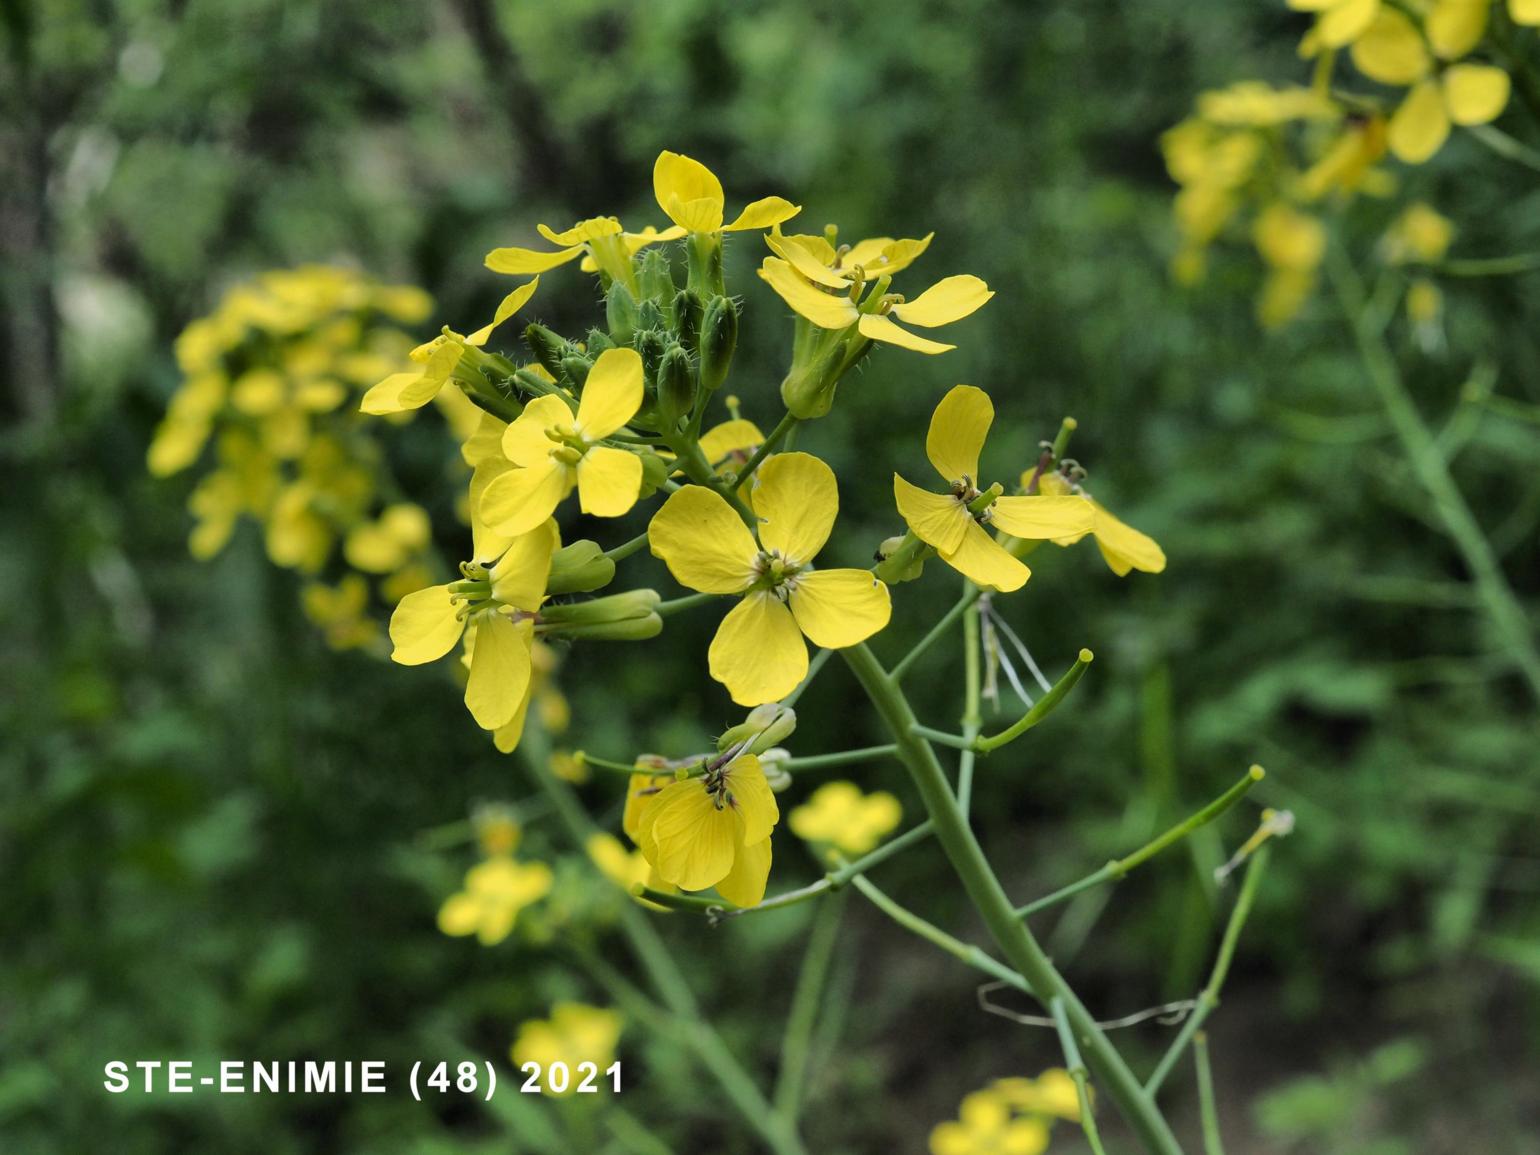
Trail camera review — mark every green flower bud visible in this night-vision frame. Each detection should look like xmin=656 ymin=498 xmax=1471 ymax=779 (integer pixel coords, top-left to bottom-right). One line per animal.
xmin=874 ymin=532 xmax=930 ymax=585
xmin=586 ymin=328 xmax=616 ymax=354
xmin=513 ymin=366 xmax=559 ymax=398
xmin=633 ymin=328 xmax=667 ymax=380
xmin=636 ymin=299 xmax=664 ymax=332
xmin=638 ymin=450 xmax=670 ymax=496
xmin=698 ymin=296 xmax=739 ymax=394
xmin=638 ymin=249 xmax=677 ymax=306
xmin=716 ymin=702 xmax=797 ymax=755
xmin=780 ymin=340 xmax=847 ymax=420
xmin=560 ymin=352 xmax=593 ymax=390
xmin=524 ymin=323 xmax=570 ymax=380
xmin=758 ymin=749 xmax=793 ymax=792
xmin=673 ymin=289 xmax=704 ymax=351
xmin=547 ymin=539 xmax=616 ymax=595
xmin=540 ymin=590 xmax=663 ymax=642
xmin=655 ymin=343 xmax=695 ymax=432
xmin=606 ymin=281 xmax=639 ymax=343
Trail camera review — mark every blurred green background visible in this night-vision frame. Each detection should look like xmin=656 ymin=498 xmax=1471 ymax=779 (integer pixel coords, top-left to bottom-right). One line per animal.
xmin=3 ymin=0 xmax=1538 ymax=1152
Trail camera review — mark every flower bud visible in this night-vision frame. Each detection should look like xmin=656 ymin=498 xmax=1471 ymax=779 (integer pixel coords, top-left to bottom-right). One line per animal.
xmin=654 ymin=343 xmax=695 ymax=431
xmin=716 ymin=702 xmax=797 ymax=755
xmin=585 ymin=328 xmax=616 ymax=355
xmin=638 ymin=450 xmax=671 ymax=496
xmin=539 ymin=589 xmax=663 ymax=641
xmin=524 ymin=323 xmax=570 ymax=380
xmin=874 ymin=532 xmax=929 ymax=584
xmin=638 ymin=249 xmax=677 ymax=306
xmin=633 ymin=328 xmax=666 ymax=380
xmin=560 ymin=352 xmax=593 ymax=390
xmin=758 ymin=749 xmax=792 ymax=792
xmin=673 ymin=289 xmax=704 ymax=351
xmin=547 ymin=539 xmax=616 ymax=595
xmin=606 ymin=281 xmax=639 ymax=343
xmin=780 ymin=340 xmax=846 ymax=419
xmin=698 ymin=296 xmax=738 ymax=394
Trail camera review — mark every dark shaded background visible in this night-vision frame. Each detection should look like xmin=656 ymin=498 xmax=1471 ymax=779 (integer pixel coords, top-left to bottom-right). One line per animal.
xmin=3 ymin=1 xmax=1538 ymax=1152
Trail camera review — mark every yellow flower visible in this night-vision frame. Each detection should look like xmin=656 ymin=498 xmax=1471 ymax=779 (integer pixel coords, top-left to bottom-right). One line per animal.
xmin=1252 ymin=203 xmax=1327 ymax=328
xmin=1291 ymin=0 xmax=1381 ymax=52
xmin=759 ymin=255 xmax=992 ymax=355
xmin=895 ymin=387 xmax=1097 ymax=592
xmin=648 ymin=452 xmax=892 ymax=706
xmin=1515 ymin=0 xmax=1540 ymax=24
xmin=1195 ymin=81 xmax=1337 ymax=126
xmin=992 ymin=1070 xmax=1082 ymax=1121
xmin=473 ymin=804 xmax=522 ymax=856
xmin=1035 ymin=471 xmax=1167 ymax=576
xmin=342 ymin=502 xmax=432 ymax=574
xmin=585 ymin=832 xmax=675 ymax=909
xmin=485 ymin=216 xmax=683 ymax=285
xmin=437 ymin=854 xmax=553 ymax=945
xmin=359 ymin=278 xmax=539 ymax=414
xmin=510 ymin=1003 xmax=621 ymax=1093
xmin=1382 ymin=202 xmax=1455 ymax=264
xmin=765 ymin=229 xmax=935 ymax=288
xmin=301 ymin=574 xmax=378 ymax=650
xmin=1351 ymin=8 xmax=1510 ymax=163
xmin=388 ymin=522 xmax=558 ymax=732
xmin=623 ymin=768 xmax=675 ymax=844
xmin=653 ymin=150 xmax=801 ymax=235
xmin=789 ymin=781 xmax=903 ymax=856
xmin=550 ymin=749 xmax=590 ymax=784
xmin=479 ymin=348 xmax=646 ymax=537
xmin=699 ymin=418 xmax=766 ymax=472
xmin=930 ymin=1089 xmax=1050 ymax=1155
xmin=636 ymin=754 xmax=779 ymax=906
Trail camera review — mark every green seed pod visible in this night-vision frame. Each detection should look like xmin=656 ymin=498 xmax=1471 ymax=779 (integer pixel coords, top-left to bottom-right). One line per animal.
xmin=605 ymin=281 xmax=639 ymax=343
xmin=524 ymin=322 xmax=569 ymax=380
xmin=547 ymin=539 xmax=616 ymax=595
xmin=540 ymin=589 xmax=663 ymax=641
xmin=655 ymin=343 xmax=695 ymax=432
xmin=673 ymin=289 xmax=705 ymax=352
xmin=698 ymin=295 xmax=739 ymax=393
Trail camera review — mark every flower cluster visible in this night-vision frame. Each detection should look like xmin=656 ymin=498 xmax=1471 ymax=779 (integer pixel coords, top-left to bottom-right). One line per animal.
xmin=436 ymin=807 xmax=554 ymax=946
xmin=510 ymin=1003 xmax=621 ymax=1097
xmin=929 ymin=1069 xmax=1082 ymax=1155
xmin=148 ymin=265 xmax=472 ymax=650
xmin=1163 ymin=0 xmax=1535 ymax=326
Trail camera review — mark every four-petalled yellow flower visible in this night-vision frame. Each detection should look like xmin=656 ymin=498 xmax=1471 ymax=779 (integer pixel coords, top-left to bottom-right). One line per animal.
xmin=649 ymin=452 xmax=892 ymax=705
xmin=636 ymin=754 xmax=779 ymax=906
xmin=653 ymin=150 xmax=801 ymax=235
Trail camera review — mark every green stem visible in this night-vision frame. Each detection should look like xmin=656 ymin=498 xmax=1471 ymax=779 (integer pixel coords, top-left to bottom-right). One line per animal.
xmin=959 ymin=591 xmax=982 ymax=814
xmin=773 ymin=891 xmax=846 ymax=1121
xmin=576 ymin=751 xmax=655 ymax=777
xmin=1329 ymin=254 xmax=1540 ymax=706
xmin=780 ymin=744 xmax=898 ymax=772
xmin=839 ymin=643 xmax=1185 ymax=1155
xmin=1467 ymin=123 xmax=1540 ymax=174
xmin=605 ymin=531 xmax=650 ymax=562
xmin=656 ymin=591 xmax=720 ymax=618
xmin=730 ymin=410 xmax=800 ymax=492
xmin=1145 ymin=847 xmax=1269 ymax=1097
xmin=1195 ymin=1033 xmax=1225 ymax=1155
xmin=847 ymin=873 xmax=1033 ymax=995
xmin=1052 ymin=997 xmax=1110 ymax=1155
xmin=974 ymin=648 xmax=1094 ymax=754
xmin=783 ymin=647 xmax=832 ymax=708
xmin=722 ymin=821 xmax=935 ymax=918
xmin=890 ymin=586 xmax=984 ymax=682
xmin=1429 ymin=252 xmax=1540 ymax=277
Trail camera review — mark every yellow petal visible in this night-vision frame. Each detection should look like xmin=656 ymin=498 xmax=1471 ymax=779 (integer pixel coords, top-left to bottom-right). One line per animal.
xmin=1443 ymin=63 xmax=1510 ymax=125
xmin=467 ymin=277 xmax=540 ymax=347
xmin=360 ymin=370 xmax=440 ymax=415
xmin=866 ymin=234 xmax=934 ymax=276
xmin=758 ymin=258 xmax=859 ymax=329
xmin=765 ymin=232 xmax=849 ymax=288
xmin=723 ymin=756 xmax=779 ymax=844
xmin=637 ymin=778 xmax=741 ymax=890
xmin=479 ymin=457 xmax=572 ymax=537
xmin=724 ymin=196 xmax=802 ymax=233
xmin=575 ymin=347 xmax=643 ymax=439
xmin=1092 ymin=500 xmax=1167 ymax=575
xmin=699 ymin=419 xmax=765 ymax=464
xmin=470 ymin=461 xmax=515 ymax=562
xmin=889 ymin=275 xmax=994 ymax=327
xmin=1425 ymin=0 xmax=1488 ymax=59
xmin=648 ymin=485 xmax=758 ymax=594
xmin=941 ymin=521 xmax=1031 ymax=592
xmin=576 ymin=446 xmax=643 ymax=517
xmin=893 ymin=474 xmax=971 ymax=554
xmin=753 ymin=452 xmax=838 ymax=564
xmin=788 ymin=569 xmax=892 ymax=648
xmin=990 ymin=495 xmax=1098 ymax=539
xmin=925 ymin=384 xmax=993 ymax=484
xmin=484 ymin=245 xmax=582 ymax=275
xmin=389 ymin=584 xmax=464 ymax=665
xmin=465 ymin=614 xmax=532 ymax=730
xmin=1318 ymin=0 xmax=1380 ymax=47
xmin=855 ymin=312 xmax=955 ymax=354
xmin=502 ymin=394 xmax=575 ymax=467
xmin=537 ymin=216 xmax=623 ymax=246
xmin=1513 ymin=0 xmax=1540 ymax=24
xmin=653 ymin=151 xmax=724 ymax=232
xmin=1388 ymin=80 xmax=1451 ymax=163
xmin=1351 ymin=9 xmax=1431 ymax=85
xmin=715 ymin=837 xmax=772 ymax=906
xmin=624 ymin=771 xmax=673 ymax=844
xmin=437 ymin=893 xmax=482 ymax=937
xmin=708 ymin=591 xmax=807 ymax=706
xmin=492 ymin=688 xmax=533 ymax=754
xmin=489 ymin=519 xmax=559 ymax=611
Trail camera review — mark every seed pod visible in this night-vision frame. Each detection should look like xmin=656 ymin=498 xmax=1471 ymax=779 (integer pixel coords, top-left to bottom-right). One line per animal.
xmin=698 ymin=295 xmax=739 ymax=393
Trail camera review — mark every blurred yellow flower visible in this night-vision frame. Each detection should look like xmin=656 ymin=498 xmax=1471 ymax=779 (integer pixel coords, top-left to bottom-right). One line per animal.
xmin=1252 ymin=202 xmax=1327 ymax=327
xmin=510 ymin=1003 xmax=621 ymax=1092
xmin=343 ymin=503 xmax=432 ymax=574
xmin=301 ymin=574 xmax=379 ymax=651
xmin=648 ymin=453 xmax=891 ymax=705
xmin=653 ymin=150 xmax=800 ymax=235
xmin=1382 ymin=202 xmax=1455 ymax=264
xmin=895 ymin=386 xmax=1095 ymax=592
xmin=438 ymin=855 xmax=553 ymax=946
xmin=992 ymin=1069 xmax=1082 ymax=1121
xmin=473 ymin=805 xmax=522 ymax=857
xmin=637 ymin=754 xmax=779 ymax=906
xmin=479 ymin=348 xmax=646 ymax=537
xmin=789 ymin=781 xmax=903 ymax=856
xmin=930 ymin=1089 xmax=1050 ymax=1155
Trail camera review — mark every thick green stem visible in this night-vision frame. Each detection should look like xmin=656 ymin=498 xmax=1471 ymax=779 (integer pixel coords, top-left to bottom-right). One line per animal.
xmin=839 ymin=643 xmax=1185 ymax=1155
xmin=729 ymin=410 xmax=799 ymax=492
xmin=1330 ymin=254 xmax=1540 ymax=706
